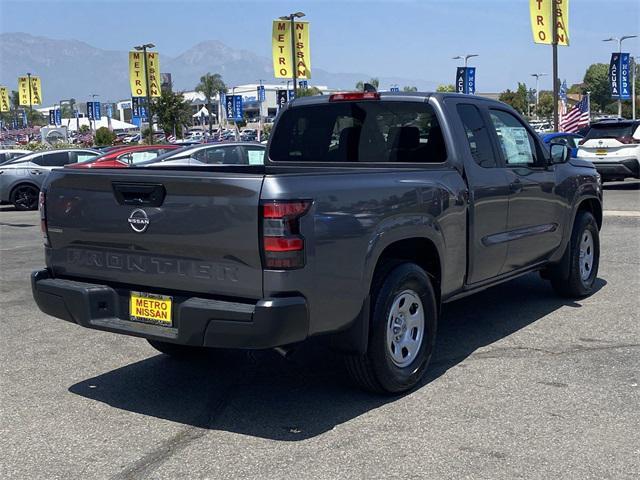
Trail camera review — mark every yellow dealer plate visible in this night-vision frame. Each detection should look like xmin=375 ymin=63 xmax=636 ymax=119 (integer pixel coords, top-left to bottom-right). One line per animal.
xmin=129 ymin=292 xmax=173 ymax=326
xmin=595 ymin=149 xmax=607 ymax=156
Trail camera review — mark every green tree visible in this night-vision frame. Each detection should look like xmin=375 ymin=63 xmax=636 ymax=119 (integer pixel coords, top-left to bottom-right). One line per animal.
xmin=499 ymin=82 xmax=528 ymax=114
xmin=195 ymin=72 xmax=227 ymax=136
xmin=582 ymin=63 xmax=610 ymax=112
xmin=537 ymin=91 xmax=554 ymax=119
xmin=79 ymin=125 xmax=91 ymax=134
xmin=154 ymin=89 xmax=192 ymax=138
xmin=94 ymin=127 xmax=116 ymax=146
xmin=402 ymin=86 xmax=418 ymax=92
xmin=355 ymin=78 xmax=379 ymax=91
xmin=436 ymin=84 xmax=456 ymax=92
xmin=296 ymin=86 xmax=323 ymax=97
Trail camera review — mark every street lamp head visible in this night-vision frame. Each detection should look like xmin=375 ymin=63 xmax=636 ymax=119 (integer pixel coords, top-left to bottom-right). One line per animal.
xmin=134 ymin=43 xmax=155 ymax=51
xmin=620 ymin=35 xmax=638 ymax=42
xmin=602 ymin=37 xmax=616 ymax=42
xmin=452 ymin=56 xmax=463 ymax=60
xmin=293 ymin=12 xmax=305 ymax=18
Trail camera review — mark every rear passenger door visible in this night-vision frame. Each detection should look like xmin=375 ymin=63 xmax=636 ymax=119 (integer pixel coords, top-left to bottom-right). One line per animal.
xmin=487 ymin=108 xmax=562 ymax=272
xmin=453 ymin=101 xmax=512 ymax=284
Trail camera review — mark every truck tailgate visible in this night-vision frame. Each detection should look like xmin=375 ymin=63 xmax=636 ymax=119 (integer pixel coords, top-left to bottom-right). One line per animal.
xmin=43 ymin=168 xmax=265 ymax=299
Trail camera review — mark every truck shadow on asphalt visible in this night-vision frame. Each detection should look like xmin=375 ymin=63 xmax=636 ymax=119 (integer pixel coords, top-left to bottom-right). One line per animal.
xmin=69 ymin=273 xmax=606 ymax=441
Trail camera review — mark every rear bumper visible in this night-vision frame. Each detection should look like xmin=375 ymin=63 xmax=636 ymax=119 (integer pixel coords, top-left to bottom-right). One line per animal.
xmin=31 ymin=269 xmax=309 ymax=349
xmin=589 ymin=158 xmax=639 ymax=180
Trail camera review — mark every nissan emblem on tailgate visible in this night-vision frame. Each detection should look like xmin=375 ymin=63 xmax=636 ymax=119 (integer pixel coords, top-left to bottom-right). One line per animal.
xmin=128 ymin=209 xmax=149 ymax=233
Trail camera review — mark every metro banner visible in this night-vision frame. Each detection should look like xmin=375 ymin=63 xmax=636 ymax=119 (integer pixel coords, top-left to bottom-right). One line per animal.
xmin=529 ymin=0 xmax=570 ymax=46
xmin=272 ymin=20 xmax=311 ymax=79
xmin=18 ymin=76 xmax=42 ymax=105
xmin=610 ymin=53 xmax=631 ymax=100
xmin=129 ymin=52 xmax=161 ymax=98
xmin=0 ymin=86 xmax=9 ymax=112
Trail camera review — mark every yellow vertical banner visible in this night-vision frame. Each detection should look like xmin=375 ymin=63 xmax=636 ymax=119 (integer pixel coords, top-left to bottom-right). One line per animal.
xmin=146 ymin=52 xmax=161 ymax=97
xmin=530 ymin=0 xmax=569 ymax=46
xmin=272 ymin=20 xmax=311 ymax=79
xmin=30 ymin=76 xmax=42 ymax=105
xmin=0 ymin=87 xmax=10 ymax=112
xmin=18 ymin=77 xmax=30 ymax=105
xmin=272 ymin=20 xmax=292 ymax=79
xmin=293 ymin=21 xmax=311 ymax=79
xmin=129 ymin=51 xmax=147 ymax=97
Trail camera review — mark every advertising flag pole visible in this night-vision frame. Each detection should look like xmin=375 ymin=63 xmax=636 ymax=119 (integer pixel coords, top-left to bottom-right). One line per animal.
xmin=551 ymin=0 xmax=559 ymax=132
xmin=27 ymin=72 xmax=32 ymax=128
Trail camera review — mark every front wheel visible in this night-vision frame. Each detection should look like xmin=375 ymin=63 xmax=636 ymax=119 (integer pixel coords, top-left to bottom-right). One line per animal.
xmin=12 ymin=184 xmax=39 ymax=211
xmin=549 ymin=211 xmax=600 ymax=297
xmin=345 ymin=263 xmax=438 ymax=394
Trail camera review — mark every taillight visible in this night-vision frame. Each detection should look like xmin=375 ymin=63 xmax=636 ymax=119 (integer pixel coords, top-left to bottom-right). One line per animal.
xmin=329 ymin=92 xmax=380 ymax=102
xmin=39 ymin=190 xmax=50 ymax=247
xmin=261 ymin=200 xmax=311 ymax=269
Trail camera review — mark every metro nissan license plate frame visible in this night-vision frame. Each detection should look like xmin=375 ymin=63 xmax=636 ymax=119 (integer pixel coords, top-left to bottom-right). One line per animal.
xmin=129 ymin=291 xmax=173 ymax=327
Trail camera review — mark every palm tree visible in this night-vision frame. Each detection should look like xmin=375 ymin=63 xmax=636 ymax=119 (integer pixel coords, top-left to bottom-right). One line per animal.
xmin=196 ymin=73 xmax=227 ymax=136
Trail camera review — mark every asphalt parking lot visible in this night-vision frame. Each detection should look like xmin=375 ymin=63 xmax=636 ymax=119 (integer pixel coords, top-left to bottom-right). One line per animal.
xmin=1 ymin=181 xmax=639 ymax=480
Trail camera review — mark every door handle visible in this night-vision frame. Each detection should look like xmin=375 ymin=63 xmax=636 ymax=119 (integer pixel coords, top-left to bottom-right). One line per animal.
xmin=509 ymin=179 xmax=523 ymax=193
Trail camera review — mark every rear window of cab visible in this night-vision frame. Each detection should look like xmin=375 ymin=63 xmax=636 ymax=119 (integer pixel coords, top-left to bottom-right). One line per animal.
xmin=269 ymin=101 xmax=447 ymax=164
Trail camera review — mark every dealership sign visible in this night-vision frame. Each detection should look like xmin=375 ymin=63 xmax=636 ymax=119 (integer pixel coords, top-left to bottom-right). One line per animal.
xmin=609 ymin=53 xmax=631 ymax=100
xmin=456 ymin=67 xmax=476 ymax=94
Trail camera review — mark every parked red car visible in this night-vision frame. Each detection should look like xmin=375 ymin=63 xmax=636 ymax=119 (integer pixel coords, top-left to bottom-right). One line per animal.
xmin=68 ymin=145 xmax=180 ymax=168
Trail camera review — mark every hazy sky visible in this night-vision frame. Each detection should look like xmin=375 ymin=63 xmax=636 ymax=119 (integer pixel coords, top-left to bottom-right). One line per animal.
xmin=1 ymin=0 xmax=639 ymax=91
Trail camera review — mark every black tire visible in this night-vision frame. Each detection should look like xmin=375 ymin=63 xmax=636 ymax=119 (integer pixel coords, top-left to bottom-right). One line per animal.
xmin=11 ymin=184 xmax=39 ymax=211
xmin=346 ymin=262 xmax=438 ymax=394
xmin=549 ymin=211 xmax=600 ymax=297
xmin=147 ymin=339 xmax=208 ymax=359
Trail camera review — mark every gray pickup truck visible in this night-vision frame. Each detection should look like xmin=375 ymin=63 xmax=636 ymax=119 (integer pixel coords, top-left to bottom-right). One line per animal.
xmin=32 ymin=92 xmax=602 ymax=393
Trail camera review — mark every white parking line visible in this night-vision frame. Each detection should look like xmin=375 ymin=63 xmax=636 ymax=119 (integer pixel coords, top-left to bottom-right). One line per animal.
xmin=603 ymin=210 xmax=640 ymax=217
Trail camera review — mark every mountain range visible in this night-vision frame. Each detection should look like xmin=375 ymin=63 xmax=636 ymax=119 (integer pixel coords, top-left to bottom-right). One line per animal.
xmin=0 ymin=33 xmax=437 ymax=105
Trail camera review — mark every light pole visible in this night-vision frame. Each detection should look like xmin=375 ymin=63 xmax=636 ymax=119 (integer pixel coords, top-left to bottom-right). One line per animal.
xmin=452 ymin=54 xmax=479 ymax=68
xmin=603 ymin=35 xmax=638 ymax=118
xmin=90 ymin=93 xmax=99 ymax=134
xmin=26 ymin=72 xmax=32 ymax=127
xmin=134 ymin=42 xmax=155 ymax=143
xmin=530 ymin=73 xmax=548 ymax=119
xmin=279 ymin=11 xmax=305 ymax=97
xmin=633 ymin=56 xmax=637 ymax=120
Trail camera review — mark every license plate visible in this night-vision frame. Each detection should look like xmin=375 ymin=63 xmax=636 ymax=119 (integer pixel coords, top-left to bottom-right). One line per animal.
xmin=595 ymin=149 xmax=607 ymax=156
xmin=129 ymin=292 xmax=173 ymax=326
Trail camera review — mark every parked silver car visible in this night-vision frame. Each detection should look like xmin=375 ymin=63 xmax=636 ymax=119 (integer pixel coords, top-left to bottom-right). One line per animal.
xmin=0 ymin=149 xmax=32 ymax=165
xmin=0 ymin=149 xmax=98 ymax=210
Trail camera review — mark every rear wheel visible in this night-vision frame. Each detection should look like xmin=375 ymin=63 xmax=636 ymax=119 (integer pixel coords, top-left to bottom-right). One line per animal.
xmin=549 ymin=211 xmax=600 ymax=297
xmin=12 ymin=184 xmax=39 ymax=211
xmin=147 ymin=339 xmax=208 ymax=359
xmin=346 ymin=262 xmax=438 ymax=394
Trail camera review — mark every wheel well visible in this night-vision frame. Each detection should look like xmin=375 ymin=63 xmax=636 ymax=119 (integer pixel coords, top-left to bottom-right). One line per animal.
xmin=373 ymin=238 xmax=442 ymax=302
xmin=10 ymin=182 xmax=40 ymax=202
xmin=577 ymin=198 xmax=602 ymax=230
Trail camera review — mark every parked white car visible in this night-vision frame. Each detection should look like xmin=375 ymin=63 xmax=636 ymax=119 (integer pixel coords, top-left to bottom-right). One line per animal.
xmin=577 ymin=120 xmax=640 ymax=181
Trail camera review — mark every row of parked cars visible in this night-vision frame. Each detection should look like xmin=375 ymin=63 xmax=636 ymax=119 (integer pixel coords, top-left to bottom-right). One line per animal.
xmin=0 ymin=142 xmax=266 ymax=210
xmin=539 ymin=119 xmax=640 ymax=181
xmin=1 ymin=118 xmax=639 ymax=211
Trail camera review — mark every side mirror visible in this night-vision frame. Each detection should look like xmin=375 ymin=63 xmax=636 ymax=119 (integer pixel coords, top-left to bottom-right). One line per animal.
xmin=550 ymin=143 xmax=570 ymax=164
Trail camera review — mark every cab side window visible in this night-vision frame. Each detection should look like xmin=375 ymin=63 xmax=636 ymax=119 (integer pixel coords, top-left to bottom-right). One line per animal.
xmin=489 ymin=109 xmax=546 ymax=167
xmin=457 ymin=104 xmax=497 ymax=168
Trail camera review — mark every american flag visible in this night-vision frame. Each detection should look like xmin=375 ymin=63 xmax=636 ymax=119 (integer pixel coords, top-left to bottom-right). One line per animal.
xmin=559 ymin=96 xmax=590 ymax=133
